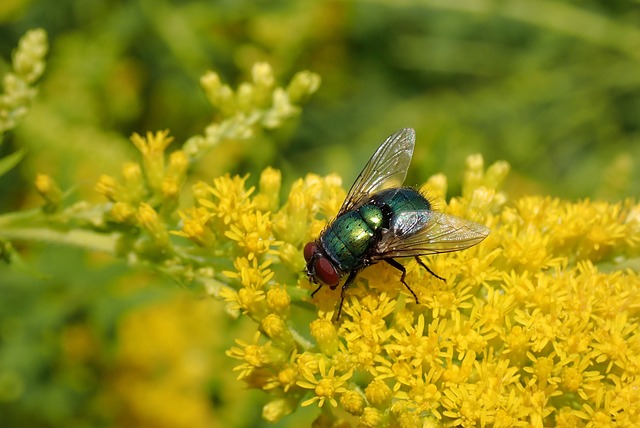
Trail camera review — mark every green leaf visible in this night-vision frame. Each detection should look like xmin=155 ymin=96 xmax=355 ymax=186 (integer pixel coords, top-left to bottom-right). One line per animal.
xmin=0 ymin=148 xmax=27 ymax=178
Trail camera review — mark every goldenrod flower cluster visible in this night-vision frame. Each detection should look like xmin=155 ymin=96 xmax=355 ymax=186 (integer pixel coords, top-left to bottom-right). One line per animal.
xmin=23 ymin=101 xmax=640 ymax=427
xmin=176 ymin=154 xmax=639 ymax=427
xmin=6 ymin=36 xmax=636 ymax=424
xmin=0 ymin=28 xmax=48 ymax=134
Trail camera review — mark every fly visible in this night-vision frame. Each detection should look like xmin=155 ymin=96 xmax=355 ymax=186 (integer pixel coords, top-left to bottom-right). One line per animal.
xmin=303 ymin=128 xmax=490 ymax=320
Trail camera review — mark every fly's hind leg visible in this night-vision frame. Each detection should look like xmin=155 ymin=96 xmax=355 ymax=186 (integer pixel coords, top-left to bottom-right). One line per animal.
xmin=384 ymin=258 xmax=419 ymax=304
xmin=414 ymin=257 xmax=446 ymax=282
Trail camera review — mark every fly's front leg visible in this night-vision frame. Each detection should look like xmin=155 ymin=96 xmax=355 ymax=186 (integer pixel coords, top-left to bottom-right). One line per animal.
xmin=334 ymin=270 xmax=358 ymax=322
xmin=384 ymin=258 xmax=419 ymax=304
xmin=311 ymin=283 xmax=323 ymax=297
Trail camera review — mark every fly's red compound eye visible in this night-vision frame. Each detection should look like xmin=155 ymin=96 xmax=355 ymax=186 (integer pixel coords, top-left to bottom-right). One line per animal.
xmin=314 ymin=257 xmax=340 ymax=287
xmin=303 ymin=242 xmax=318 ymax=262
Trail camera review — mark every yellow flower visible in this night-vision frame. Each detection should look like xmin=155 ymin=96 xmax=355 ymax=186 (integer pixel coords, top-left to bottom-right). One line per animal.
xmin=402 ymin=368 xmax=443 ymax=419
xmin=224 ymin=211 xmax=281 ymax=260
xmin=130 ymin=130 xmax=174 ymax=191
xmin=137 ymin=202 xmax=170 ymax=252
xmin=297 ymin=358 xmax=352 ymax=408
xmin=174 ymin=154 xmax=640 ymax=426
xmin=130 ymin=129 xmax=174 ymax=158
xmin=171 ymin=207 xmax=215 ymax=247
xmin=261 ymin=313 xmax=293 ymax=349
xmin=340 ymin=389 xmax=365 ymax=415
xmin=310 ymin=317 xmax=339 ymax=356
xmin=223 ymin=257 xmax=274 ymax=289
xmin=199 ymin=174 xmax=255 ymax=225
xmin=34 ymin=173 xmax=62 ymax=210
xmin=109 ymin=201 xmax=136 ymax=224
xmin=121 ymin=162 xmax=145 ymax=202
xmin=360 ymin=407 xmax=383 ymax=427
xmin=265 ymin=285 xmax=291 ymax=316
xmin=365 ymin=379 xmax=392 ymax=407
xmin=386 ymin=314 xmax=447 ymax=370
xmin=226 ymin=332 xmax=280 ymax=381
xmin=95 ymin=174 xmax=118 ymax=201
xmin=341 ymin=293 xmax=395 ymax=344
xmin=263 ymin=350 xmax=299 ymax=393
xmin=261 ymin=398 xmax=295 ymax=423
xmin=253 ymin=167 xmax=282 ymax=212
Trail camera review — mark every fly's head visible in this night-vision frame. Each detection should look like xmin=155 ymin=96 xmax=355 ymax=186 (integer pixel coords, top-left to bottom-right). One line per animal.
xmin=303 ymin=241 xmax=340 ymax=289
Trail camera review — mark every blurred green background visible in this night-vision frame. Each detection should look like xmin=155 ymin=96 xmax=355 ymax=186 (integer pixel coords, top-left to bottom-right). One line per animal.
xmin=1 ymin=0 xmax=639 ymax=427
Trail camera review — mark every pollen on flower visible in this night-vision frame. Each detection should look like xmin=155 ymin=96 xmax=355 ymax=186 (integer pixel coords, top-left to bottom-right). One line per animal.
xmin=406 ymin=372 xmax=443 ymax=419
xmin=373 ymin=360 xmax=420 ymax=392
xmin=296 ymin=352 xmax=322 ymax=377
xmin=561 ymin=366 xmax=582 ymax=392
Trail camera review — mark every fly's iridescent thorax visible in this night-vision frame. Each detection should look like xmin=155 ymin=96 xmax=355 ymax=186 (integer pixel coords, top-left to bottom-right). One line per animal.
xmin=320 ymin=203 xmax=384 ymax=272
xmin=305 ymin=200 xmax=389 ymax=287
xmin=370 ymin=188 xmax=431 ymax=216
xmin=311 ymin=187 xmax=433 ymax=279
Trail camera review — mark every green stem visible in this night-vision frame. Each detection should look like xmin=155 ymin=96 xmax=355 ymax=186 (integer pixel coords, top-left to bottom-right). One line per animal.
xmin=0 ymin=227 xmax=119 ymax=254
xmin=0 ymin=208 xmax=43 ymax=228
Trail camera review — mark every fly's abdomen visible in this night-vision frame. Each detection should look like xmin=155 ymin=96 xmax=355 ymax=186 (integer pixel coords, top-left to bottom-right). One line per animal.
xmin=321 ymin=204 xmax=384 ymax=271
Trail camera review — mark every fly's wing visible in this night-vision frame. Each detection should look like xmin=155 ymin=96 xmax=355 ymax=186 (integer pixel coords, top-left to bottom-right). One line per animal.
xmin=372 ymin=210 xmax=490 ymax=259
xmin=337 ymin=128 xmax=415 ymax=216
